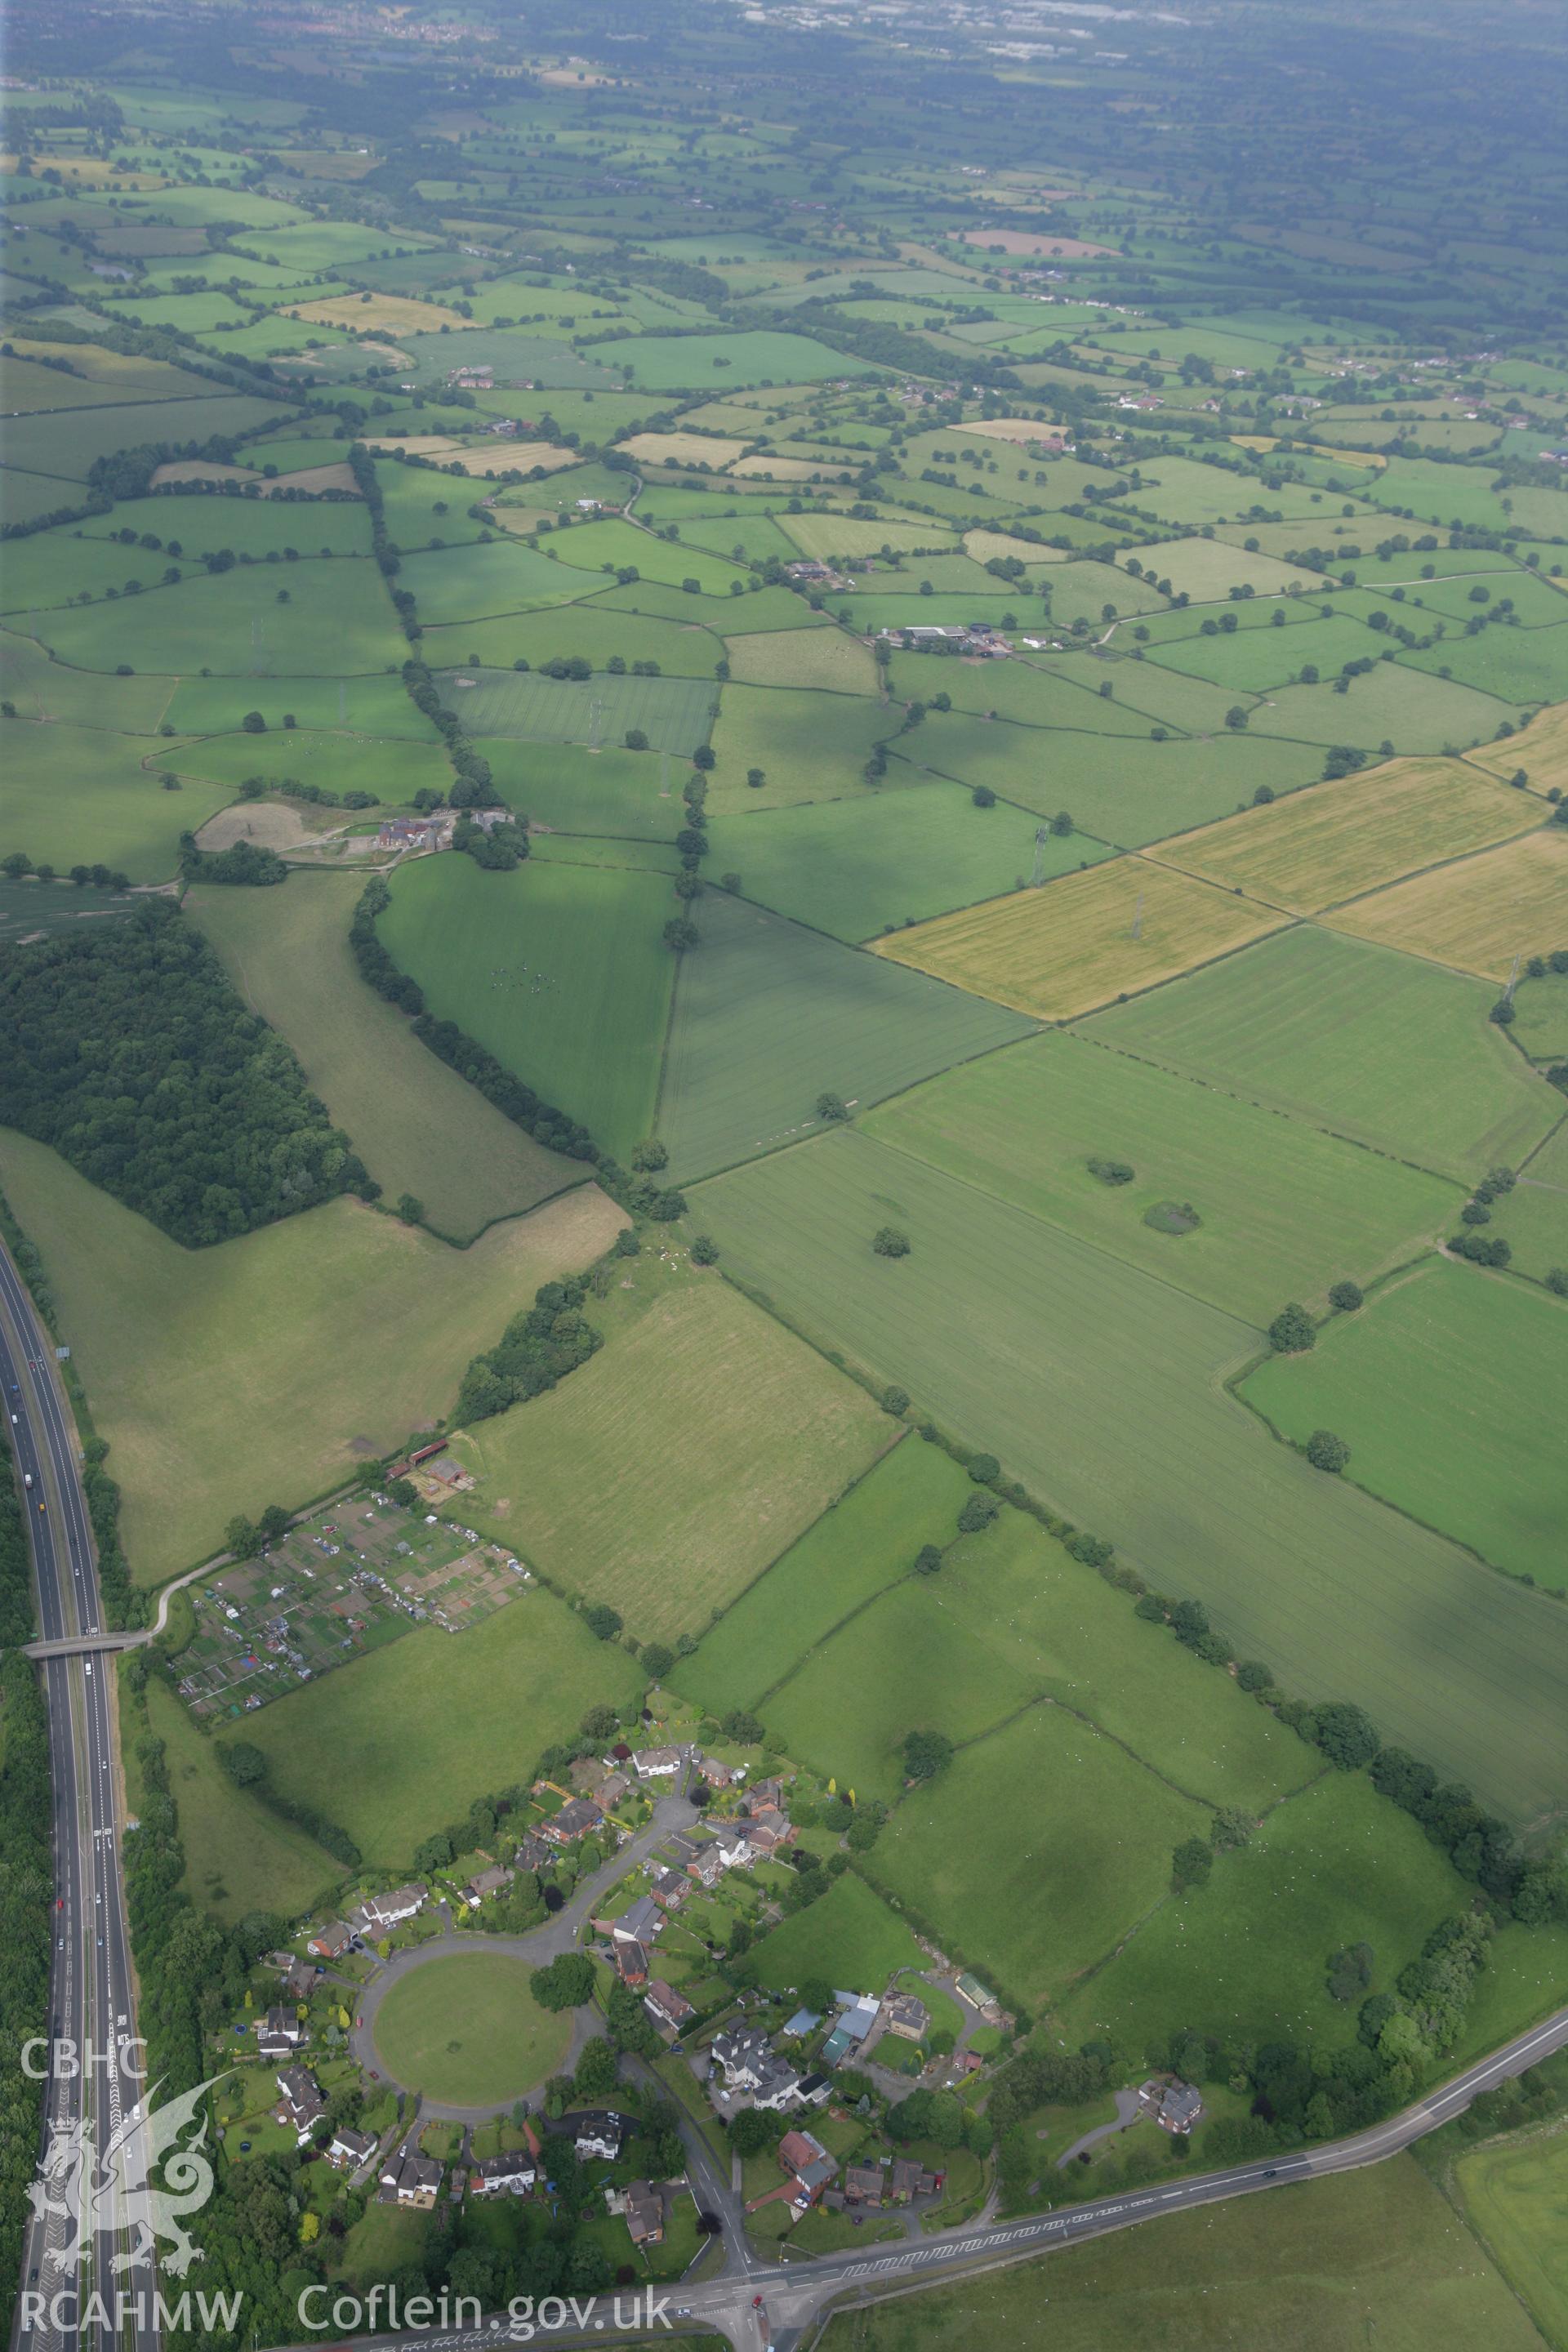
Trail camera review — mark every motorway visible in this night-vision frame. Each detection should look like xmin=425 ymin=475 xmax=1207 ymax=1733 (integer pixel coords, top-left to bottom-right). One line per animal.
xmin=2 ymin=1245 xmax=157 ymax=2352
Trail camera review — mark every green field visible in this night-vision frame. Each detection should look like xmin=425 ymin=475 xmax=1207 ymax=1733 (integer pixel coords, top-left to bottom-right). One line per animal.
xmin=188 ymin=876 xmax=581 ymax=1242
xmin=690 ymin=1128 xmax=1568 ymax=1822
xmin=398 ymin=541 xmax=604 ymax=624
xmin=372 ymin=1952 xmax=572 ymax=2103
xmin=760 ymin=1501 xmax=1315 ymax=1815
xmin=670 ymin=1437 xmax=973 ymax=1717
xmin=1245 ymin=1258 xmax=1568 ymax=1591
xmin=2 ymin=715 xmax=229 ymax=880
xmin=703 ymin=786 xmax=1109 ymax=943
xmin=707 ymin=683 xmax=894 ymax=811
xmin=31 ymin=560 xmax=408 ymax=678
xmin=823 ymin=2158 xmax=1545 ymax=2352
xmin=595 ymin=330 xmax=875 ymax=389
xmin=865 ymin=1031 xmax=1459 ymax=1325
xmin=243 ymin=1586 xmax=641 ymax=1860
xmin=125 ymin=1668 xmax=343 ymax=1925
xmin=163 ymin=671 xmax=439 ymax=740
xmin=0 ymin=1129 xmax=622 ymax=1580
xmin=747 ymin=1871 xmax=926 ymax=1998
xmin=426 ymin=600 xmax=724 ymax=678
xmin=1510 ymin=970 xmax=1568 ymax=1060
xmin=452 ymin=1269 xmax=890 ymax=1645
xmin=1055 ymin=1771 xmax=1466 ymax=2051
xmin=656 ymin=887 xmax=1036 ymax=1183
xmin=479 ymin=739 xmax=681 ymax=840
xmin=174 ymin=726 xmax=453 ymax=804
xmin=871 ymin=1703 xmax=1208 ymax=2009
xmin=380 ymin=854 xmax=675 ymax=1162
xmin=1085 ymin=924 xmax=1560 ymax=1183
xmin=1249 ymin=664 xmax=1523 ymax=754
xmin=1455 ymin=2119 xmax=1568 ymax=2348
xmin=435 ymin=666 xmax=715 ymax=757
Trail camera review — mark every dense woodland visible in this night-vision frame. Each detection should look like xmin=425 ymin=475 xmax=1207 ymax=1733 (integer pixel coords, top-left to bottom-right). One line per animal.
xmin=0 ymin=905 xmax=368 ymax=1245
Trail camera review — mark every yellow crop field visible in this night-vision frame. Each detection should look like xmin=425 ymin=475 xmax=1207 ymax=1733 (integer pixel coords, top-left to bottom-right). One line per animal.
xmin=1470 ymin=700 xmax=1568 ymax=795
xmin=964 ymin=528 xmax=1069 ymax=565
xmin=619 ymin=430 xmax=747 ymax=469
xmin=286 ymin=292 xmax=471 ymax=333
xmin=1327 ymin=829 xmax=1568 ymax=982
xmin=962 ymin=417 xmax=1072 ymax=446
xmin=874 ymin=855 xmax=1287 ymax=1019
xmin=1158 ymin=758 xmax=1544 ymax=915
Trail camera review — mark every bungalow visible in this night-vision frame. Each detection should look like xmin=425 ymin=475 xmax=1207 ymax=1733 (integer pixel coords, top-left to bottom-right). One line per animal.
xmin=354 ymin=1884 xmax=427 ymax=1936
xmin=889 ymin=2158 xmax=939 ymax=2203
xmin=545 ymin=1798 xmax=604 ymax=1846
xmin=465 ymin=1865 xmax=514 ymax=1907
xmin=307 ymin=1922 xmax=352 ymax=1961
xmin=381 ymin=2154 xmax=443 ymax=2208
xmin=643 ymin=1980 xmax=696 ymax=2035
xmin=881 ymin=1993 xmax=929 ymax=2042
xmin=471 ymin=2152 xmax=537 ymax=2198
xmin=546 ymin=2110 xmax=631 ymax=2164
xmin=842 ymin=2164 xmax=884 ymax=2209
xmin=327 ymin=2127 xmax=376 ymax=2173
xmin=621 ymin=2181 xmax=664 ymax=2247
xmin=630 ymin=1746 xmax=684 ymax=1781
xmin=275 ymin=2067 xmax=325 ymax=2144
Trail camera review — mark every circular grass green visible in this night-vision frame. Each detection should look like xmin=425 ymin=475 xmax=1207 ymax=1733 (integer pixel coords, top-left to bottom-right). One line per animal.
xmin=372 ymin=1951 xmax=572 ymax=2106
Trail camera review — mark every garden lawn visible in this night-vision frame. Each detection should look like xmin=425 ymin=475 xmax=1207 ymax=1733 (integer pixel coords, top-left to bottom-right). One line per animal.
xmin=379 ymin=855 xmax=675 ymax=1164
xmin=0 ymin=717 xmax=229 ymax=882
xmin=866 ymin=1031 xmax=1458 ymax=1325
xmin=703 ymin=786 xmax=1106 ymax=943
xmin=188 ymin=876 xmax=581 ymax=1243
xmin=706 ymin=683 xmax=895 ymax=812
xmin=1328 ymin=828 xmax=1568 ymax=982
xmin=670 ymin=1437 xmax=972 ymax=1717
xmin=453 ymin=1274 xmax=891 ymax=1647
xmin=870 ymin=1704 xmax=1207 ymax=2011
xmin=243 ymin=1586 xmax=641 ymax=1862
xmin=689 ymin=1126 xmax=1568 ymax=1823
xmin=1085 ymin=924 xmax=1559 ymax=1183
xmin=1054 ymin=1771 xmax=1468 ymax=2051
xmin=372 ymin=1953 xmax=572 ymax=2104
xmin=875 ymin=856 xmax=1286 ymax=1020
xmin=0 ymin=1129 xmax=622 ymax=1580
xmin=657 ymin=887 xmax=1036 ymax=1183
xmin=1156 ymin=758 xmax=1544 ymax=915
xmin=747 ymin=1873 xmax=926 ymax=1998
xmin=1244 ymin=1258 xmax=1568 ymax=1591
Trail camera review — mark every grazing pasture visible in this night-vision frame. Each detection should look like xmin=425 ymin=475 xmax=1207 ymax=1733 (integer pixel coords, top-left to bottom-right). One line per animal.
xmin=706 ymin=683 xmax=894 ymax=810
xmin=1328 ymin=828 xmax=1568 ymax=980
xmin=242 ymin=1584 xmax=642 ymax=1862
xmin=1156 ymin=757 xmax=1544 ymax=913
xmin=596 ymin=331 xmax=875 ymax=389
xmin=1054 ymin=1771 xmax=1468 ymax=2051
xmin=866 ymin=1031 xmax=1457 ymax=1324
xmin=380 ymin=855 xmax=674 ymax=1162
xmin=871 ymin=1704 xmax=1206 ymax=2008
xmin=656 ymin=886 xmax=1036 ymax=1183
xmin=747 ymin=1873 xmax=926 ymax=1997
xmin=1249 ymin=663 xmax=1525 ymax=753
xmin=173 ymin=727 xmax=452 ymax=804
xmin=1244 ymin=1258 xmax=1568 ymax=1590
xmin=1455 ymin=2125 xmax=1568 ymax=2351
xmin=163 ymin=671 xmax=437 ymax=739
xmin=33 ymin=560 xmax=408 ymax=678
xmin=1085 ymin=924 xmax=1559 ymax=1181
xmin=0 ymin=1129 xmax=622 ymax=1581
xmin=397 ymin=541 xmax=604 ymax=623
xmin=703 ymin=786 xmax=1105 ymax=942
xmin=874 ymin=856 xmax=1286 ymax=1020
xmin=669 ymin=1438 xmax=972 ymax=1717
xmin=723 ymin=628 xmax=879 ymax=694
xmin=435 ymin=666 xmax=715 ymax=757
xmin=2 ymin=716 xmax=230 ymax=881
xmin=690 ymin=1128 xmax=1568 ymax=1821
xmin=188 ymin=876 xmax=580 ymax=1242
xmin=479 ymin=739 xmax=680 ymax=840
xmin=455 ymin=1275 xmax=890 ymax=1646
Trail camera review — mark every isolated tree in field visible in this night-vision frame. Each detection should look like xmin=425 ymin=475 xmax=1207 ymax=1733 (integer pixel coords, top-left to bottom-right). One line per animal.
xmin=220 ymin=1741 xmax=266 ymax=1787
xmin=873 ymin=1225 xmax=910 ymax=1257
xmin=632 ymin=1138 xmax=668 ymax=1171
xmin=531 ymin=1953 xmax=595 ymax=2011
xmin=1209 ymin=1806 xmax=1254 ymax=1851
xmin=816 ymin=1091 xmax=849 ymax=1122
xmin=1267 ymin=1301 xmax=1316 ymax=1352
xmin=689 ymin=1235 xmax=719 ymax=1265
xmin=624 ymin=727 xmax=648 ymax=751
xmin=664 ymin=917 xmax=699 ymax=953
xmin=242 ymin=710 xmax=266 ymax=733
xmin=956 ymin=1491 xmax=998 ymax=1535
xmin=1236 ymin=1659 xmax=1274 ymax=1693
xmin=902 ymin=1728 xmax=954 ymax=1781
xmin=723 ymin=1709 xmax=764 ymax=1746
xmin=972 ymin=784 xmax=996 ymax=807
xmin=967 ymin=1453 xmax=1000 ymax=1485
xmin=395 ymin=1193 xmax=424 ymax=1225
xmin=1310 ymin=1700 xmax=1380 ymax=1771
xmin=746 ymin=767 xmax=765 ymax=790
xmin=1306 ymin=1428 xmax=1351 ymax=1474
xmin=1172 ymin=1838 xmax=1212 ymax=1891
xmin=640 ymin=1642 xmax=675 ymax=1682
xmin=1328 ymin=1280 xmax=1363 ymax=1312
xmin=914 ymin=1544 xmax=943 ymax=1575
xmin=583 ymin=1604 xmax=622 ymax=1642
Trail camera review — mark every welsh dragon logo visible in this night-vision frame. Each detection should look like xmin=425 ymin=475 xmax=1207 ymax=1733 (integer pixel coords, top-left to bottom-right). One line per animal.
xmin=28 ymin=2074 xmax=226 ymax=2277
